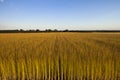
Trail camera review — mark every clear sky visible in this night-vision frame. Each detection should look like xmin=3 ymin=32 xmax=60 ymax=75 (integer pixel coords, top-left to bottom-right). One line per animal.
xmin=0 ymin=0 xmax=120 ymax=30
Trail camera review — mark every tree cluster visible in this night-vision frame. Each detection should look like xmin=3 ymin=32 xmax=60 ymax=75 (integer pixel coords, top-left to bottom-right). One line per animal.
xmin=0 ymin=29 xmax=119 ymax=33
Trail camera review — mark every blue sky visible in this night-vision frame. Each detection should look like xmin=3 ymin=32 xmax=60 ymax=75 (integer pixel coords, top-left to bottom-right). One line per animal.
xmin=0 ymin=0 xmax=120 ymax=30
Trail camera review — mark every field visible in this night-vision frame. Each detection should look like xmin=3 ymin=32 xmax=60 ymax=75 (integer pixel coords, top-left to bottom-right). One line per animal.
xmin=0 ymin=33 xmax=120 ymax=80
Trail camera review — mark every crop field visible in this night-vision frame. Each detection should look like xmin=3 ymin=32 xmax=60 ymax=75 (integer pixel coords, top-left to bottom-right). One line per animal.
xmin=0 ymin=33 xmax=120 ymax=80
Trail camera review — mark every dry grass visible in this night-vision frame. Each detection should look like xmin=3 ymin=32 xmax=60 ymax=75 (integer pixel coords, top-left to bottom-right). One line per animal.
xmin=0 ymin=33 xmax=120 ymax=80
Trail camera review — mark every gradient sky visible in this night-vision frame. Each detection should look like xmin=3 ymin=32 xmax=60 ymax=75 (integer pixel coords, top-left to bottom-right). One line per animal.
xmin=0 ymin=0 xmax=120 ymax=30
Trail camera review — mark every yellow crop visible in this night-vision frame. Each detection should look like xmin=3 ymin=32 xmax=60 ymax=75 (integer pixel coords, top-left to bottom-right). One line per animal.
xmin=0 ymin=33 xmax=120 ymax=80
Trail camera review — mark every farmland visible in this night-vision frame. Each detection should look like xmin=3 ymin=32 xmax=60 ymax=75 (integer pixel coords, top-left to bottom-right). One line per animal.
xmin=0 ymin=33 xmax=120 ymax=80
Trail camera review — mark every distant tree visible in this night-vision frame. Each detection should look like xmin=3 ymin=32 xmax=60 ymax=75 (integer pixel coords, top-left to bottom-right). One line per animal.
xmin=54 ymin=29 xmax=58 ymax=32
xmin=20 ymin=29 xmax=24 ymax=32
xmin=63 ymin=29 xmax=69 ymax=32
xmin=28 ymin=29 xmax=35 ymax=32
xmin=45 ymin=29 xmax=52 ymax=32
xmin=36 ymin=29 xmax=40 ymax=32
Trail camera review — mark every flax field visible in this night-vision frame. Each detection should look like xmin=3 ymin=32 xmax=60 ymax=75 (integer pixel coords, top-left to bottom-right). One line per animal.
xmin=0 ymin=33 xmax=120 ymax=80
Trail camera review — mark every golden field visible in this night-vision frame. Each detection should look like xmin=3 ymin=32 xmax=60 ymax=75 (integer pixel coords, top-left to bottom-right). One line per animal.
xmin=0 ymin=33 xmax=120 ymax=80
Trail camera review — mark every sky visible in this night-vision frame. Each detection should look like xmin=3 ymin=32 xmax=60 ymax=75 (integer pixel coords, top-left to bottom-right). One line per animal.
xmin=0 ymin=0 xmax=120 ymax=30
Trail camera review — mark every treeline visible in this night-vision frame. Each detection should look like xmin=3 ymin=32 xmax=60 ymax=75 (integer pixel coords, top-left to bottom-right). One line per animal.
xmin=0 ymin=29 xmax=120 ymax=33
